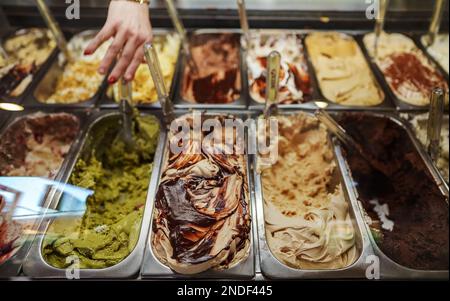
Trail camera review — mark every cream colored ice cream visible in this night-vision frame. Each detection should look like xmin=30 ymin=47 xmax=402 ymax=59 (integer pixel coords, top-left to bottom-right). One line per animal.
xmin=260 ymin=113 xmax=357 ymax=269
xmin=247 ymin=33 xmax=312 ymax=104
xmin=109 ymin=33 xmax=180 ymax=104
xmin=402 ymin=113 xmax=449 ymax=182
xmin=363 ymin=32 xmax=448 ymax=106
xmin=43 ymin=33 xmax=110 ymax=104
xmin=306 ymin=32 xmax=384 ymax=106
xmin=422 ymin=34 xmax=449 ymax=74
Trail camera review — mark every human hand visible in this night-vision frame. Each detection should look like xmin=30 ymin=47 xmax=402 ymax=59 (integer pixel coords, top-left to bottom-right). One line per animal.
xmin=84 ymin=0 xmax=153 ymax=83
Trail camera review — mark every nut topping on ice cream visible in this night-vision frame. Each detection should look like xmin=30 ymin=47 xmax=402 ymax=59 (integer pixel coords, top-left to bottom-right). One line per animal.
xmin=260 ymin=113 xmax=358 ymax=269
xmin=152 ymin=114 xmax=251 ymax=274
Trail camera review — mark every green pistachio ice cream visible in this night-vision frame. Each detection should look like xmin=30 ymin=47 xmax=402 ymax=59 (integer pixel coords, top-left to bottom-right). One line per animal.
xmin=42 ymin=115 xmax=160 ymax=269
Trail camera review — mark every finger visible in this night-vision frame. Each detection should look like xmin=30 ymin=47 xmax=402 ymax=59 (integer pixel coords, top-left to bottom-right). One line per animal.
xmin=84 ymin=25 xmax=115 ymax=56
xmin=108 ymin=37 xmax=140 ymax=83
xmin=124 ymin=45 xmax=145 ymax=81
xmin=100 ymin=29 xmax=129 ymax=78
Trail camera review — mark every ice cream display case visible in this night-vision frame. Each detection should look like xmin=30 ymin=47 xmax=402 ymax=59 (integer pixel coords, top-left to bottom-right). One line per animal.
xmin=0 ymin=0 xmax=449 ymax=282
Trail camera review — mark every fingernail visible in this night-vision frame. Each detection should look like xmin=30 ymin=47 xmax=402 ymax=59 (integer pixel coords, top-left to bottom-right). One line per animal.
xmin=98 ymin=67 xmax=105 ymax=74
xmin=84 ymin=49 xmax=91 ymax=55
xmin=108 ymin=76 xmax=116 ymax=84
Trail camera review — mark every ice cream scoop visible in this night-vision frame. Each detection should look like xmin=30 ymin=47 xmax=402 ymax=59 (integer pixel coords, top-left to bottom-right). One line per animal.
xmin=144 ymin=43 xmax=175 ymax=126
xmin=264 ymin=51 xmax=281 ymax=119
xmin=117 ymin=78 xmax=135 ymax=149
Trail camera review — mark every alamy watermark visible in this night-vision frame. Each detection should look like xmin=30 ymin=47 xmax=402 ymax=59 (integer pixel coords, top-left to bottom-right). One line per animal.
xmin=65 ymin=0 xmax=80 ymax=20
xmin=365 ymin=0 xmax=381 ymax=20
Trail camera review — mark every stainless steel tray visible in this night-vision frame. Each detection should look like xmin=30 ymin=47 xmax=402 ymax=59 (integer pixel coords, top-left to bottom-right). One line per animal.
xmin=0 ymin=109 xmax=88 ymax=278
xmin=25 ymin=30 xmax=107 ymax=108
xmin=22 ymin=110 xmax=166 ymax=279
xmin=141 ymin=110 xmax=256 ymax=279
xmin=357 ymin=32 xmax=449 ymax=112
xmin=98 ymin=29 xmax=182 ymax=110
xmin=245 ymin=29 xmax=321 ymax=111
xmin=0 ymin=28 xmax=58 ymax=104
xmin=252 ymin=110 xmax=374 ymax=279
xmin=174 ymin=29 xmax=248 ymax=110
xmin=245 ymin=29 xmax=394 ymax=111
xmin=332 ymin=111 xmax=449 ymax=280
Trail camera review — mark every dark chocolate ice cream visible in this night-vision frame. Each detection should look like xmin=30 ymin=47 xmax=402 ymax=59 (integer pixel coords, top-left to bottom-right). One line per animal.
xmin=338 ymin=113 xmax=449 ymax=271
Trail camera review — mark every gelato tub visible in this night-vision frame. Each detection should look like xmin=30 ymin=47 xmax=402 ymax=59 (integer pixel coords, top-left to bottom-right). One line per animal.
xmin=0 ymin=112 xmax=80 ymax=178
xmin=0 ymin=112 xmax=80 ymax=276
xmin=0 ymin=28 xmax=56 ymax=99
xmin=363 ymin=32 xmax=449 ymax=108
xmin=149 ymin=113 xmax=252 ymax=276
xmin=305 ymin=32 xmax=384 ymax=107
xmin=246 ymin=32 xmax=313 ymax=105
xmin=179 ymin=32 xmax=243 ymax=106
xmin=260 ymin=113 xmax=358 ymax=270
xmin=32 ymin=30 xmax=110 ymax=106
xmin=41 ymin=114 xmax=160 ymax=270
xmin=106 ymin=33 xmax=180 ymax=106
xmin=337 ymin=113 xmax=449 ymax=273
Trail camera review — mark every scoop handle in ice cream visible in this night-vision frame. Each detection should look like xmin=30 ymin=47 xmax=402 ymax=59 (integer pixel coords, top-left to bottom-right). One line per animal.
xmin=264 ymin=51 xmax=281 ymax=118
xmin=144 ymin=43 xmax=175 ymax=124
xmin=373 ymin=0 xmax=389 ymax=58
xmin=427 ymin=87 xmax=445 ymax=161
xmin=35 ymin=0 xmax=72 ymax=63
xmin=424 ymin=0 xmax=446 ymax=46
xmin=118 ymin=78 xmax=134 ymax=147
xmin=237 ymin=0 xmax=250 ymax=47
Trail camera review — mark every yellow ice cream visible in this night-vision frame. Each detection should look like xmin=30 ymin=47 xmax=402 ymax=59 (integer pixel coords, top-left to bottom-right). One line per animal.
xmin=306 ymin=32 xmax=384 ymax=106
xmin=110 ymin=33 xmax=180 ymax=104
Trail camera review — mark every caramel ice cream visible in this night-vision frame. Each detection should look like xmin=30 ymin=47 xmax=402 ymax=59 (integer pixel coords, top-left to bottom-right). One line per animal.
xmin=306 ymin=32 xmax=384 ymax=106
xmin=260 ymin=113 xmax=358 ymax=269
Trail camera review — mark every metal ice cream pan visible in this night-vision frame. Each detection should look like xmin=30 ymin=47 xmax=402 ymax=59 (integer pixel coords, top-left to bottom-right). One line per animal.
xmin=174 ymin=29 xmax=248 ymax=110
xmin=332 ymin=111 xmax=449 ymax=280
xmin=24 ymin=30 xmax=107 ymax=109
xmin=141 ymin=110 xmax=257 ymax=279
xmin=244 ymin=29 xmax=394 ymax=112
xmin=0 ymin=109 xmax=89 ymax=278
xmin=245 ymin=29 xmax=321 ymax=111
xmin=22 ymin=110 xmax=166 ymax=279
xmin=98 ymin=29 xmax=182 ymax=110
xmin=251 ymin=110 xmax=374 ymax=279
xmin=0 ymin=28 xmax=59 ymax=104
xmin=356 ymin=33 xmax=449 ymax=112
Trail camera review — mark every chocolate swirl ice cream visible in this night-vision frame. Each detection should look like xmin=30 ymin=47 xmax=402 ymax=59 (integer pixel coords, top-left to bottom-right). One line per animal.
xmin=152 ymin=114 xmax=251 ymax=275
